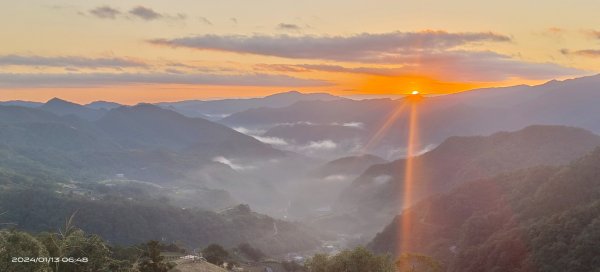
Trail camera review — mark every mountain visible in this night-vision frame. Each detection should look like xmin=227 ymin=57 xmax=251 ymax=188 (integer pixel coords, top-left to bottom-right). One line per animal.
xmin=329 ymin=125 xmax=600 ymax=235
xmin=0 ymin=104 xmax=71 ymax=123
xmin=0 ymin=100 xmax=42 ymax=108
xmin=85 ymin=101 xmax=122 ymax=110
xmin=0 ymin=103 xmax=295 ymax=214
xmin=38 ymin=98 xmax=105 ymax=121
xmin=158 ymin=91 xmax=343 ymax=120
xmin=96 ymin=103 xmax=282 ymax=158
xmin=264 ymin=123 xmax=365 ymax=145
xmin=0 ymin=103 xmax=283 ymax=182
xmin=222 ymin=98 xmax=394 ymax=127
xmin=368 ymin=147 xmax=600 ymax=271
xmin=222 ymin=75 xmax=600 ymax=159
xmin=0 ymin=188 xmax=320 ymax=255
xmin=311 ymin=154 xmax=387 ymax=178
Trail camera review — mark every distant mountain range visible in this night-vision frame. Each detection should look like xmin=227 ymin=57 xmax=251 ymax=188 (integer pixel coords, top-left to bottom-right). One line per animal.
xmin=39 ymin=98 xmax=106 ymax=121
xmin=320 ymin=125 xmax=600 ymax=235
xmin=157 ymin=91 xmax=343 ymax=120
xmin=0 ymin=102 xmax=282 ymax=182
xmin=221 ymin=74 xmax=600 ymax=158
xmin=5 ymin=75 xmax=600 ymax=159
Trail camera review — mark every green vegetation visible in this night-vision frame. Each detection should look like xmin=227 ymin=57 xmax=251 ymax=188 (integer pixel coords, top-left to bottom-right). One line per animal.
xmin=395 ymin=253 xmax=442 ymax=272
xmin=305 ymin=247 xmax=395 ymax=272
xmin=0 ymin=189 xmax=319 ymax=255
xmin=282 ymin=260 xmax=305 ymax=272
xmin=236 ymin=242 xmax=266 ymax=261
xmin=369 ymin=148 xmax=600 ymax=271
xmin=0 ymin=230 xmax=50 ymax=272
xmin=336 ymin=125 xmax=600 ymax=236
xmin=202 ymin=244 xmax=229 ymax=266
xmin=1 ymin=225 xmax=118 ymax=271
xmin=0 ymin=219 xmax=186 ymax=272
xmin=138 ymin=241 xmax=175 ymax=272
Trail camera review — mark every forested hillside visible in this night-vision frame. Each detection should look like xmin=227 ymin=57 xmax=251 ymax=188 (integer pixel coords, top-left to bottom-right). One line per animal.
xmin=369 ymin=148 xmax=600 ymax=271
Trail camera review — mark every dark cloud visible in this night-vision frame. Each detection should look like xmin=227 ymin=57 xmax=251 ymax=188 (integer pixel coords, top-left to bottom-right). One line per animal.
xmin=129 ymin=6 xmax=162 ymax=20
xmin=581 ymin=30 xmax=600 ymax=39
xmin=0 ymin=72 xmax=329 ymax=88
xmin=88 ymin=5 xmax=184 ymax=21
xmin=563 ymin=49 xmax=600 ymax=58
xmin=0 ymin=55 xmax=146 ymax=68
xmin=199 ymin=17 xmax=212 ymax=25
xmin=277 ymin=23 xmax=301 ymax=31
xmin=89 ymin=6 xmax=120 ymax=19
xmin=149 ymin=31 xmax=511 ymax=62
xmin=254 ymin=64 xmax=309 ymax=73
xmin=575 ymin=49 xmax=600 ymax=57
xmin=256 ymin=50 xmax=585 ymax=81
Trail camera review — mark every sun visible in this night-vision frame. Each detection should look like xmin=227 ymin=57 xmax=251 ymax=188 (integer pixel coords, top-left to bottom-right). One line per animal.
xmin=411 ymin=90 xmax=420 ymax=95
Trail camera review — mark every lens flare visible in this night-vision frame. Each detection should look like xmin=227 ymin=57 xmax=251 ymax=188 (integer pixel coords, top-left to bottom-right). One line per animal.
xmin=361 ymin=101 xmax=407 ymax=153
xmin=398 ymin=101 xmax=420 ymax=255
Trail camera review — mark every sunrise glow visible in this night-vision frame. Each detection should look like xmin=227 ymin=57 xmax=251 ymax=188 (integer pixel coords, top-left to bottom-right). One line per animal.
xmin=1 ymin=1 xmax=598 ymax=103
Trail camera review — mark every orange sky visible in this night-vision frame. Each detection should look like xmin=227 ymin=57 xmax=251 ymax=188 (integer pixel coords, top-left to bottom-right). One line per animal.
xmin=1 ymin=1 xmax=599 ymax=103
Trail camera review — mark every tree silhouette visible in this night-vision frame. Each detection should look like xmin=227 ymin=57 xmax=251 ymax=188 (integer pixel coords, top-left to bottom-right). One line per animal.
xmin=138 ymin=240 xmax=171 ymax=272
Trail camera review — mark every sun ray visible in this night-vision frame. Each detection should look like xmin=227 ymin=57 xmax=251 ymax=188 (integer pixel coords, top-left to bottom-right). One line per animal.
xmin=360 ymin=101 xmax=407 ymax=154
xmin=398 ymin=99 xmax=421 ymax=255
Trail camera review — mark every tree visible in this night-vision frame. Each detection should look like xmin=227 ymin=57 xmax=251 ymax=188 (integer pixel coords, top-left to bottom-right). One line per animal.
xmin=282 ymin=260 xmax=306 ymax=272
xmin=0 ymin=230 xmax=51 ymax=272
xmin=305 ymin=247 xmax=394 ymax=272
xmin=38 ymin=212 xmax=113 ymax=272
xmin=202 ymin=244 xmax=229 ymax=266
xmin=237 ymin=242 xmax=265 ymax=261
xmin=305 ymin=253 xmax=329 ymax=272
xmin=138 ymin=240 xmax=172 ymax=272
xmin=395 ymin=253 xmax=442 ymax=272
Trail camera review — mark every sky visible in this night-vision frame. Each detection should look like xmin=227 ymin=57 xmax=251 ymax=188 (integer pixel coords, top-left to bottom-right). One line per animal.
xmin=1 ymin=0 xmax=599 ymax=104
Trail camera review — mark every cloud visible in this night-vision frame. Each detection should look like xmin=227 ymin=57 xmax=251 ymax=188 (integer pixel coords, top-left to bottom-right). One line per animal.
xmin=300 ymin=140 xmax=337 ymax=151
xmin=562 ymin=49 xmax=600 ymax=58
xmin=212 ymin=156 xmax=254 ymax=171
xmin=256 ymin=50 xmax=585 ymax=81
xmin=149 ymin=30 xmax=583 ymax=81
xmin=0 ymin=55 xmax=146 ymax=68
xmin=0 ymin=72 xmax=330 ymax=88
xmin=149 ymin=30 xmax=510 ymax=62
xmin=373 ymin=175 xmax=392 ymax=185
xmin=341 ymin=122 xmax=364 ymax=129
xmin=233 ymin=127 xmax=266 ymax=135
xmin=277 ymin=23 xmax=301 ymax=31
xmin=233 ymin=126 xmax=288 ymax=146
xmin=583 ymin=30 xmax=600 ymax=39
xmin=547 ymin=27 xmax=565 ymax=34
xmin=199 ymin=17 xmax=212 ymax=25
xmin=129 ymin=6 xmax=162 ymax=21
xmin=253 ymin=136 xmax=289 ymax=146
xmin=254 ymin=63 xmax=309 ymax=73
xmin=88 ymin=5 xmax=184 ymax=22
xmin=324 ymin=175 xmax=349 ymax=182
xmin=89 ymin=6 xmax=120 ymax=19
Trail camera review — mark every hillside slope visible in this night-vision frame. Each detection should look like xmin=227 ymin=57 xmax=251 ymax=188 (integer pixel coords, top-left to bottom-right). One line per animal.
xmin=369 ymin=147 xmax=600 ymax=271
xmin=331 ymin=125 xmax=600 ymax=235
